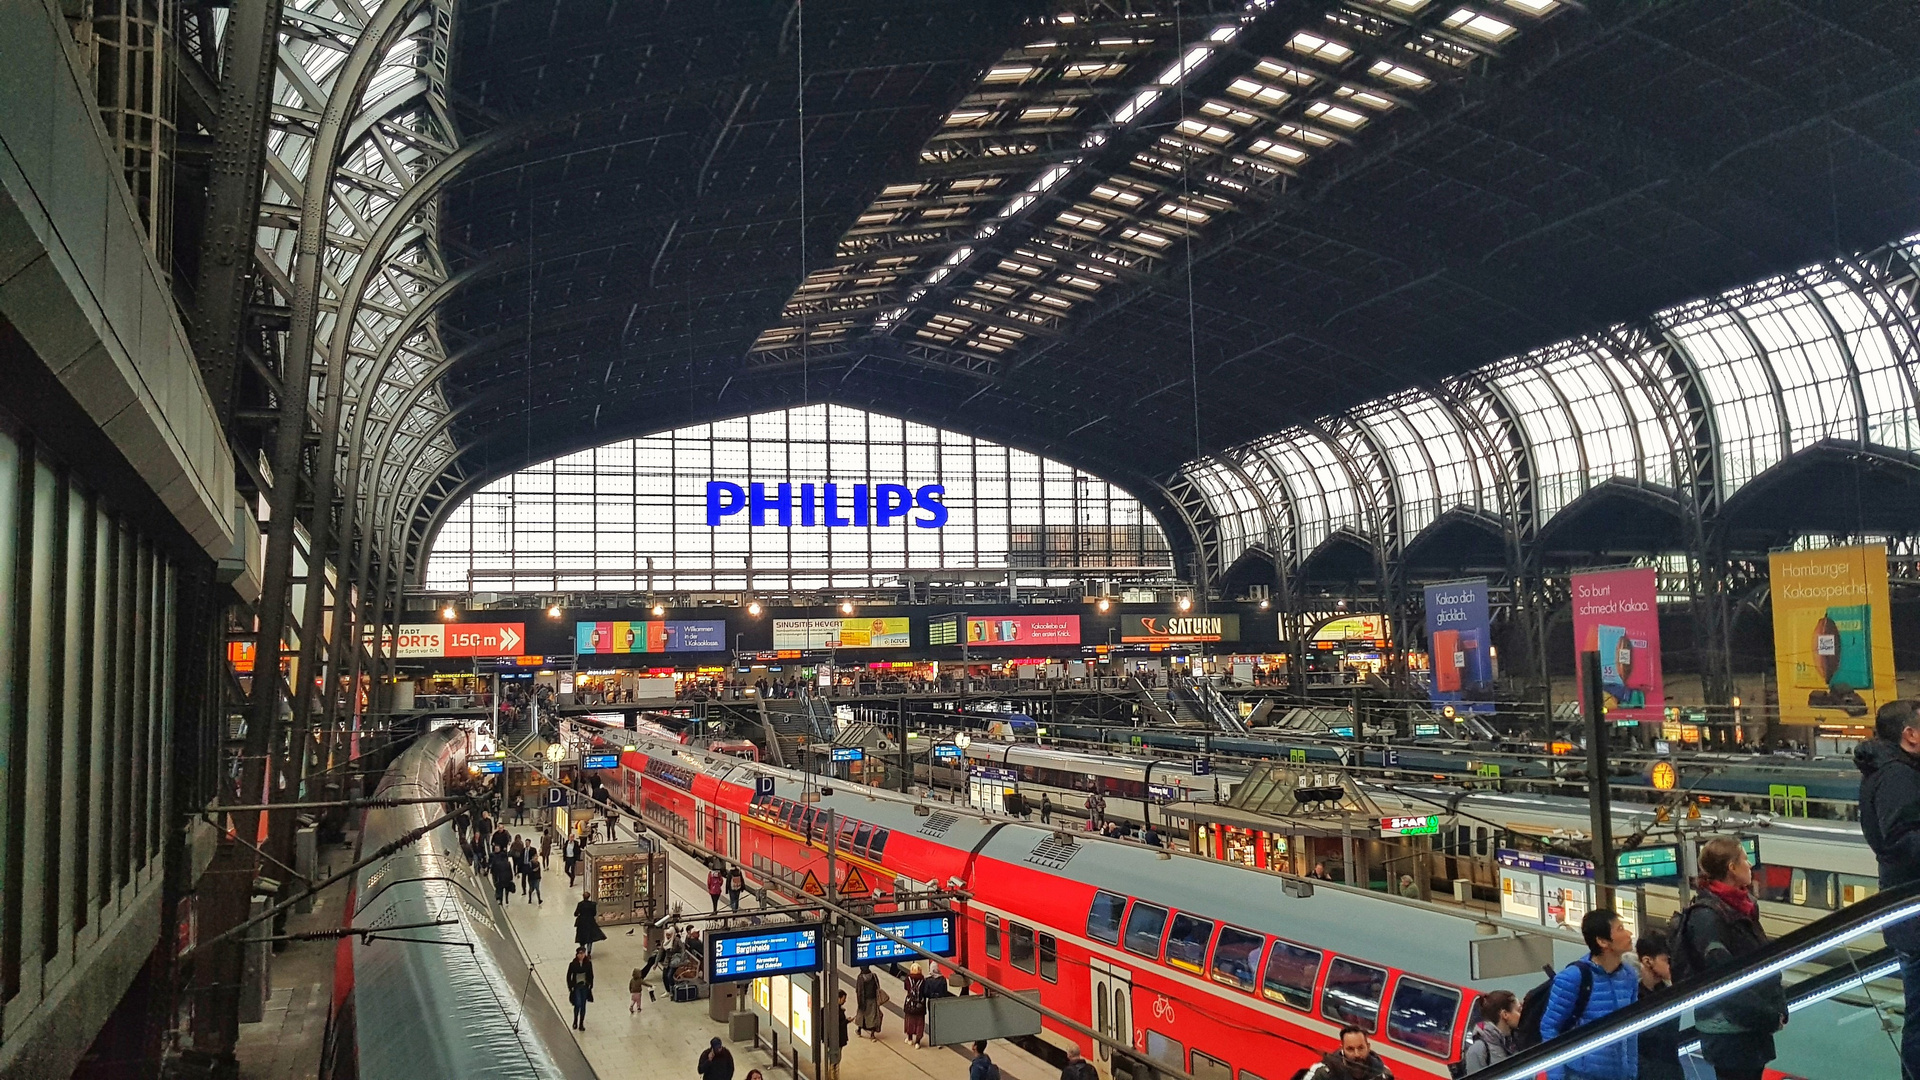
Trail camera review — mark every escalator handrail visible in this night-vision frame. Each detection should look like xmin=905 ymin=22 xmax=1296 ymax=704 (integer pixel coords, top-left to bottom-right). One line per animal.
xmin=1470 ymin=879 xmax=1920 ymax=1079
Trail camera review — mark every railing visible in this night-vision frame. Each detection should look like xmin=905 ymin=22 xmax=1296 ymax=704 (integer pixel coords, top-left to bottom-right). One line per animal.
xmin=1473 ymin=882 xmax=1920 ymax=1080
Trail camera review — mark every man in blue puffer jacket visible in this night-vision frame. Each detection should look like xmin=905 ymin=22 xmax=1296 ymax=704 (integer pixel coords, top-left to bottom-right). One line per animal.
xmin=1540 ymin=908 xmax=1640 ymax=1079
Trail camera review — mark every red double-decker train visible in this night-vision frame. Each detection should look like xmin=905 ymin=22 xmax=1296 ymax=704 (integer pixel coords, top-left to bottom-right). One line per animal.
xmin=588 ymin=733 xmax=1564 ymax=1080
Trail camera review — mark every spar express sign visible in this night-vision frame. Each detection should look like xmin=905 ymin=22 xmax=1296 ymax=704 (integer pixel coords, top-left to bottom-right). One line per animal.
xmin=705 ymin=481 xmax=948 ymax=528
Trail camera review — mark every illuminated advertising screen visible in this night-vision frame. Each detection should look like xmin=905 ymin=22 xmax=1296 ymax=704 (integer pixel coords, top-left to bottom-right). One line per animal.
xmin=1120 ymin=614 xmax=1239 ymax=643
xmin=709 ymin=924 xmax=824 ymax=982
xmin=1570 ymin=567 xmax=1665 ymax=722
xmin=576 ymin=620 xmax=726 ymax=654
xmin=772 ymin=618 xmax=910 ymax=650
xmin=1769 ymin=544 xmax=1895 ymax=726
xmin=965 ymin=615 xmax=1081 ymax=646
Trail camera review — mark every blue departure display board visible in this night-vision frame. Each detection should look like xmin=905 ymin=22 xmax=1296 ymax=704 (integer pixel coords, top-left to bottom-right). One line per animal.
xmin=583 ymin=753 xmax=619 ymax=770
xmin=708 ymin=924 xmax=824 ymax=983
xmin=849 ymin=913 xmax=957 ymax=966
xmin=474 ymin=759 xmax=505 ymax=774
xmin=830 ymin=747 xmax=865 ymax=762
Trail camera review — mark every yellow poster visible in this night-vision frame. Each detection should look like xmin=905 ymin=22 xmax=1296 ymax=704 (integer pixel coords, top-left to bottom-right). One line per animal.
xmin=1769 ymin=544 xmax=1896 ymax=725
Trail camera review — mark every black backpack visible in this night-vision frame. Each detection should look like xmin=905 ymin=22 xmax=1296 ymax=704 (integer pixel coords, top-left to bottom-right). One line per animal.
xmin=1515 ymin=961 xmax=1593 ymax=1049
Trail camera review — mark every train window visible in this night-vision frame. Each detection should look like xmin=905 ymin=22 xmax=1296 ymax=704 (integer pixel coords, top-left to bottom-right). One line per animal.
xmin=1164 ymin=913 xmax=1215 ymax=974
xmin=1476 ymin=827 xmax=1489 ymax=856
xmin=1190 ymin=1050 xmax=1233 ymax=1080
xmin=1210 ymin=925 xmax=1264 ymax=991
xmin=985 ymin=914 xmax=1002 ymax=959
xmin=1260 ymin=939 xmax=1322 ymax=1011
xmin=812 ymin=813 xmax=833 ymax=843
xmin=1320 ymin=957 xmax=1388 ymax=1032
xmin=1087 ymin=890 xmax=1127 ymax=945
xmin=852 ymin=824 xmax=873 ymax=855
xmin=1144 ymin=1031 xmax=1185 ymax=1073
xmin=1011 ymin=923 xmax=1037 ymax=973
xmin=1040 ymin=933 xmax=1057 ymax=982
xmin=782 ymin=802 xmax=803 ymax=830
xmin=1386 ymin=975 xmax=1460 ymax=1058
xmin=868 ymin=829 xmax=889 ymax=860
xmin=838 ymin=817 xmax=859 ymax=848
xmin=1122 ymin=902 xmax=1170 ymax=958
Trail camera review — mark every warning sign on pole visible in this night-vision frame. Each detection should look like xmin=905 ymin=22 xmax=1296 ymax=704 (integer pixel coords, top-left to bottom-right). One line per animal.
xmin=840 ymin=865 xmax=870 ymax=898
xmin=801 ymin=869 xmax=826 ymax=897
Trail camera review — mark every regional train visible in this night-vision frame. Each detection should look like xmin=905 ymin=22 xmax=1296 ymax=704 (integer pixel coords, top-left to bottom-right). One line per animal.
xmin=321 ymin=726 xmax=596 ymax=1080
xmin=579 ymin=730 xmax=1891 ymax=1080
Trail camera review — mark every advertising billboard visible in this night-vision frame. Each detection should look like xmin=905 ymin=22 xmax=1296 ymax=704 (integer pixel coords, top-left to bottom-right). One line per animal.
xmin=772 ymin=617 xmax=911 ymax=650
xmin=1770 ymin=544 xmax=1896 ymax=725
xmin=575 ymin=620 xmax=727 ymax=654
xmin=1423 ymin=579 xmax=1493 ymax=711
xmin=378 ymin=623 xmax=526 ymax=658
xmin=965 ymin=615 xmax=1081 ymax=646
xmin=1570 ymin=567 xmax=1664 ymax=721
xmin=1120 ymin=614 xmax=1239 ymax=643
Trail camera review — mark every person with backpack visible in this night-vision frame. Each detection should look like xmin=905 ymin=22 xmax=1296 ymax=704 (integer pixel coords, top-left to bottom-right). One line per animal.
xmin=1856 ymin=698 xmax=1920 ymax=1080
xmin=1305 ymin=1026 xmax=1394 ymax=1079
xmin=1459 ymin=989 xmax=1521 ymax=1072
xmin=1671 ymin=837 xmax=1785 ymax=1080
xmin=727 ymin=866 xmax=745 ymax=913
xmin=707 ymin=863 xmax=724 ymax=914
xmin=1633 ymin=934 xmax=1683 ymax=1080
xmin=969 ymin=1041 xmax=1001 ymax=1080
xmin=1537 ymin=908 xmax=1639 ymax=1079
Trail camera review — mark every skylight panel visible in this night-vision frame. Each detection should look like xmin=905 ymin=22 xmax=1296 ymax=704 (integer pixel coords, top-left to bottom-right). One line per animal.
xmin=1225 ymin=78 xmax=1289 ymax=107
xmin=1174 ymin=119 xmax=1235 ymax=144
xmin=1029 ymin=291 xmax=1074 ymax=310
xmin=1443 ymin=8 xmax=1517 ymax=40
xmin=1502 ymin=0 xmax=1555 ymax=13
xmin=1247 ymin=138 xmax=1308 ymax=165
xmin=1368 ymin=60 xmax=1430 ymax=88
xmin=1287 ymin=31 xmax=1354 ymax=64
xmin=1019 ymin=105 xmax=1079 ymax=123
xmin=947 ymin=178 xmax=1001 ymax=192
xmin=1334 ymin=86 xmax=1396 ymax=111
xmin=1276 ymin=122 xmax=1335 ymax=147
xmin=1065 ymin=61 xmax=1128 ymax=80
xmin=999 ymin=258 xmax=1046 ymax=277
xmin=881 ymin=183 xmax=928 ymax=197
xmin=983 ymin=64 xmax=1037 ymax=84
xmin=944 ymin=108 xmax=993 ymax=127
xmin=920 ymin=206 xmax=968 ymax=220
xmin=1199 ymin=101 xmax=1261 ymax=126
xmin=1058 ymin=273 xmax=1106 ymax=291
xmin=1056 ymin=208 xmax=1112 ymax=233
xmin=855 ymin=211 xmax=902 ymax=226
xmin=1370 ymin=0 xmax=1430 ymax=10
xmin=1158 ymin=201 xmax=1213 ymax=224
xmin=1253 ymin=59 xmax=1318 ymax=86
xmin=1120 ymin=225 xmax=1174 ymax=249
xmin=1305 ymin=101 xmax=1369 ymax=129
xmin=1089 ymin=181 xmax=1148 ymax=208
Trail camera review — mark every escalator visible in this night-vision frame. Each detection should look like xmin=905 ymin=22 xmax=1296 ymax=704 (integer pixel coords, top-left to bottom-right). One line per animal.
xmin=1471 ymin=882 xmax=1920 ymax=1079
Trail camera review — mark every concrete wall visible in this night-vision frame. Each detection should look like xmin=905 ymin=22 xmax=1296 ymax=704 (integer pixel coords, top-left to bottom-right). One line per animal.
xmin=0 ymin=0 xmax=235 ymax=562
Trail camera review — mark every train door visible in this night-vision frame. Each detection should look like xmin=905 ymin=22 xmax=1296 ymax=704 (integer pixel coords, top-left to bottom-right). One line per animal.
xmin=696 ymin=804 xmax=710 ymax=853
xmin=1089 ymin=959 xmax=1134 ymax=1062
xmin=727 ymin=813 xmax=741 ymax=861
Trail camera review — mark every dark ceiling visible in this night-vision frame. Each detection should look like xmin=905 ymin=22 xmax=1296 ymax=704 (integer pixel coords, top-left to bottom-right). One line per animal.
xmin=436 ymin=0 xmax=1920 ymax=508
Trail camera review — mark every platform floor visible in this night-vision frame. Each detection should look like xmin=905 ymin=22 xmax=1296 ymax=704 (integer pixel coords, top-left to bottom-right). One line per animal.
xmin=498 ymin=828 xmax=1066 ymax=1080
xmin=234 ymin=838 xmax=354 ymax=1080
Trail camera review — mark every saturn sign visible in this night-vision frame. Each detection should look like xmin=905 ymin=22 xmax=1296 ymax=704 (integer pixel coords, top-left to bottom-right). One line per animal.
xmin=706 ymin=481 xmax=948 ymax=528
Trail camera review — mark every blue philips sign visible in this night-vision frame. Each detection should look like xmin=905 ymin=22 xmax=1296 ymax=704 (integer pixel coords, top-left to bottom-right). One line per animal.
xmin=850 ymin=913 xmax=957 ymax=965
xmin=708 ymin=924 xmax=824 ymax=982
xmin=706 ymin=481 xmax=948 ymax=529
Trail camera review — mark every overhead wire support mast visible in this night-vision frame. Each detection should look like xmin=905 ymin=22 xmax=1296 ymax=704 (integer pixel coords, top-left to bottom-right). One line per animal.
xmin=513 ymin=747 xmax=1205 ymax=1080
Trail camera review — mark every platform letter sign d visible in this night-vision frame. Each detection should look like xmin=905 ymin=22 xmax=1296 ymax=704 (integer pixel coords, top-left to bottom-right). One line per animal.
xmin=755 ymin=776 xmax=775 ymax=798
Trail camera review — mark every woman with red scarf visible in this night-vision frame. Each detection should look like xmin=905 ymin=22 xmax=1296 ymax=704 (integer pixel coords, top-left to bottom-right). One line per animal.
xmin=1672 ymin=836 xmax=1787 ymax=1080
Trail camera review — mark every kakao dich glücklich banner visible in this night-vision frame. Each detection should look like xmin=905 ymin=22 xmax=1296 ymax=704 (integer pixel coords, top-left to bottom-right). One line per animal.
xmin=1424 ymin=579 xmax=1494 ymax=711
xmin=1769 ymin=544 xmax=1895 ymax=724
xmin=1570 ymin=567 xmax=1665 ymax=722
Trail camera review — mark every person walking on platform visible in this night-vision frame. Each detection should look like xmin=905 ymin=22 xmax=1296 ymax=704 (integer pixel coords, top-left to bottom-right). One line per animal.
xmin=563 ymin=833 xmax=583 ymax=887
xmin=541 ymin=824 xmax=556 ymax=869
xmin=1634 ymin=935 xmax=1683 ymax=1080
xmin=970 ymin=1041 xmax=1000 ymax=1080
xmin=1305 ymin=1027 xmax=1393 ymax=1080
xmin=513 ymin=794 xmax=526 ymax=824
xmin=707 ymin=863 xmax=724 ymax=914
xmin=488 ymin=846 xmax=517 ymax=905
xmin=1539 ymin=909 xmax=1639 ymax=1080
xmin=827 ymin=990 xmax=850 ymax=1080
xmin=727 ymin=866 xmax=745 ymax=913
xmin=566 ymin=947 xmax=594 ymax=1030
xmin=1040 ymin=794 xmax=1053 ymax=825
xmin=523 ymin=846 xmax=543 ymax=904
xmin=1858 ymin=698 xmax=1920 ymax=1080
xmin=575 ymin=890 xmax=608 ymax=956
xmin=1059 ymin=1047 xmax=1098 ymax=1080
xmin=856 ymin=967 xmax=885 ymax=1039
xmin=902 ymin=964 xmax=928 ymax=1048
xmin=1672 ymin=837 xmax=1785 ymax=1080
xmin=698 ymin=1037 xmax=735 ymax=1080
xmin=1459 ymin=989 xmax=1520 ymax=1072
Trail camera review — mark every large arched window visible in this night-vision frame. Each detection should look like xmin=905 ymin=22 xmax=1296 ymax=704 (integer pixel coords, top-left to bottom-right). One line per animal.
xmin=425 ymin=404 xmax=1172 ymax=590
